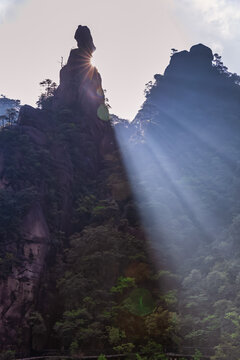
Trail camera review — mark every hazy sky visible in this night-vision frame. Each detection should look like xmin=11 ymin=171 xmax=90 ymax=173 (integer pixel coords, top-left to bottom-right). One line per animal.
xmin=0 ymin=0 xmax=240 ymax=120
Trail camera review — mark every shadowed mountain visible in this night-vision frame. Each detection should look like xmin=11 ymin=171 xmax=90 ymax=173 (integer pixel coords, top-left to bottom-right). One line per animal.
xmin=114 ymin=44 xmax=240 ymax=358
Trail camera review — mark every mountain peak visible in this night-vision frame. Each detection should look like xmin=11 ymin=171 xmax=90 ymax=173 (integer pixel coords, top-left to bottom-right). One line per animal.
xmin=164 ymin=43 xmax=213 ymax=78
xmin=189 ymin=43 xmax=213 ymax=61
xmin=74 ymin=25 xmax=96 ymax=54
xmin=53 ymin=25 xmax=105 ymax=118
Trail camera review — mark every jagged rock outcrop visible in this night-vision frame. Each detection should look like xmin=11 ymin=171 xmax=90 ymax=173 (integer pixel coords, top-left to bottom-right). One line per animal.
xmin=53 ymin=25 xmax=113 ymax=156
xmin=164 ymin=43 xmax=213 ymax=79
xmin=54 ymin=26 xmax=106 ymax=120
xmin=74 ymin=25 xmax=96 ymax=53
xmin=0 ymin=25 xmax=114 ymax=352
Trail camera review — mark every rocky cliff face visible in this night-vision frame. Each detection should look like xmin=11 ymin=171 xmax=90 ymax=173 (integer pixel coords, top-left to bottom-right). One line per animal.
xmin=0 ymin=25 xmax=116 ymax=352
xmin=0 ymin=203 xmax=50 ymax=348
xmin=54 ymin=25 xmax=99 ymax=110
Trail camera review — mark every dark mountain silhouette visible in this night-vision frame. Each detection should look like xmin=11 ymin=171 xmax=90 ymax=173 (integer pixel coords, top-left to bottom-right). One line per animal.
xmin=1 ymin=30 xmax=240 ymax=360
xmin=117 ymin=43 xmax=240 ymax=359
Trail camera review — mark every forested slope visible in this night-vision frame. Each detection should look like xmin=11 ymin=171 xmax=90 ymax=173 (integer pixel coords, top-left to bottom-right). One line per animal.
xmin=122 ymin=44 xmax=240 ymax=359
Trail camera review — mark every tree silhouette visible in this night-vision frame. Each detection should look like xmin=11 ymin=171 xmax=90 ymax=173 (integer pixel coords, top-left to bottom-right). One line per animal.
xmin=36 ymin=79 xmax=57 ymax=109
xmin=171 ymin=48 xmax=178 ymax=56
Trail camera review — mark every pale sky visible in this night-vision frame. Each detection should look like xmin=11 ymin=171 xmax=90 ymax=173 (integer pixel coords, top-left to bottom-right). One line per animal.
xmin=0 ymin=0 xmax=240 ymax=120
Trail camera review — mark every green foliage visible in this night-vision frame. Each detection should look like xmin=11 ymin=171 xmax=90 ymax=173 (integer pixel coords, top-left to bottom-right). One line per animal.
xmin=111 ymin=277 xmax=136 ymax=294
xmin=97 ymin=355 xmax=107 ymax=360
xmin=145 ymin=307 xmax=180 ymax=345
xmin=123 ymin=288 xmax=155 ymax=316
xmin=74 ymin=194 xmax=96 ymax=220
xmin=69 ymin=340 xmax=79 ymax=356
xmin=0 ymin=129 xmax=51 ymax=187
xmin=193 ymin=349 xmax=202 ymax=360
xmin=107 ymin=326 xmax=126 ymax=345
xmin=136 ymin=354 xmax=147 ymax=360
xmin=139 ymin=341 xmax=167 ymax=360
xmin=54 ymin=308 xmax=92 ymax=347
xmin=160 ymin=290 xmax=178 ymax=307
xmin=113 ymin=342 xmax=135 ymax=354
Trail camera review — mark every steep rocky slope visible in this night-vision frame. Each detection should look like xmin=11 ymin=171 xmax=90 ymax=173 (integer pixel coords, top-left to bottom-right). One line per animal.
xmin=0 ymin=25 xmax=114 ymax=350
xmin=0 ymin=26 xmax=177 ymax=357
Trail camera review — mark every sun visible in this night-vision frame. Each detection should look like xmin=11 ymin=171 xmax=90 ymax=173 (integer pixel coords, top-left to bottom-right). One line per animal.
xmin=90 ymin=53 xmax=96 ymax=67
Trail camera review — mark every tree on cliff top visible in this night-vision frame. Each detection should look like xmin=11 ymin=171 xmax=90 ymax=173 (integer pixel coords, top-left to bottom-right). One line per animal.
xmin=36 ymin=79 xmax=57 ymax=109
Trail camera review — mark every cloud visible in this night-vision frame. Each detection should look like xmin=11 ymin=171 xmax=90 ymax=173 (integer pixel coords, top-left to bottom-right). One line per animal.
xmin=183 ymin=0 xmax=240 ymax=39
xmin=173 ymin=0 xmax=240 ymax=74
xmin=0 ymin=0 xmax=26 ymax=23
